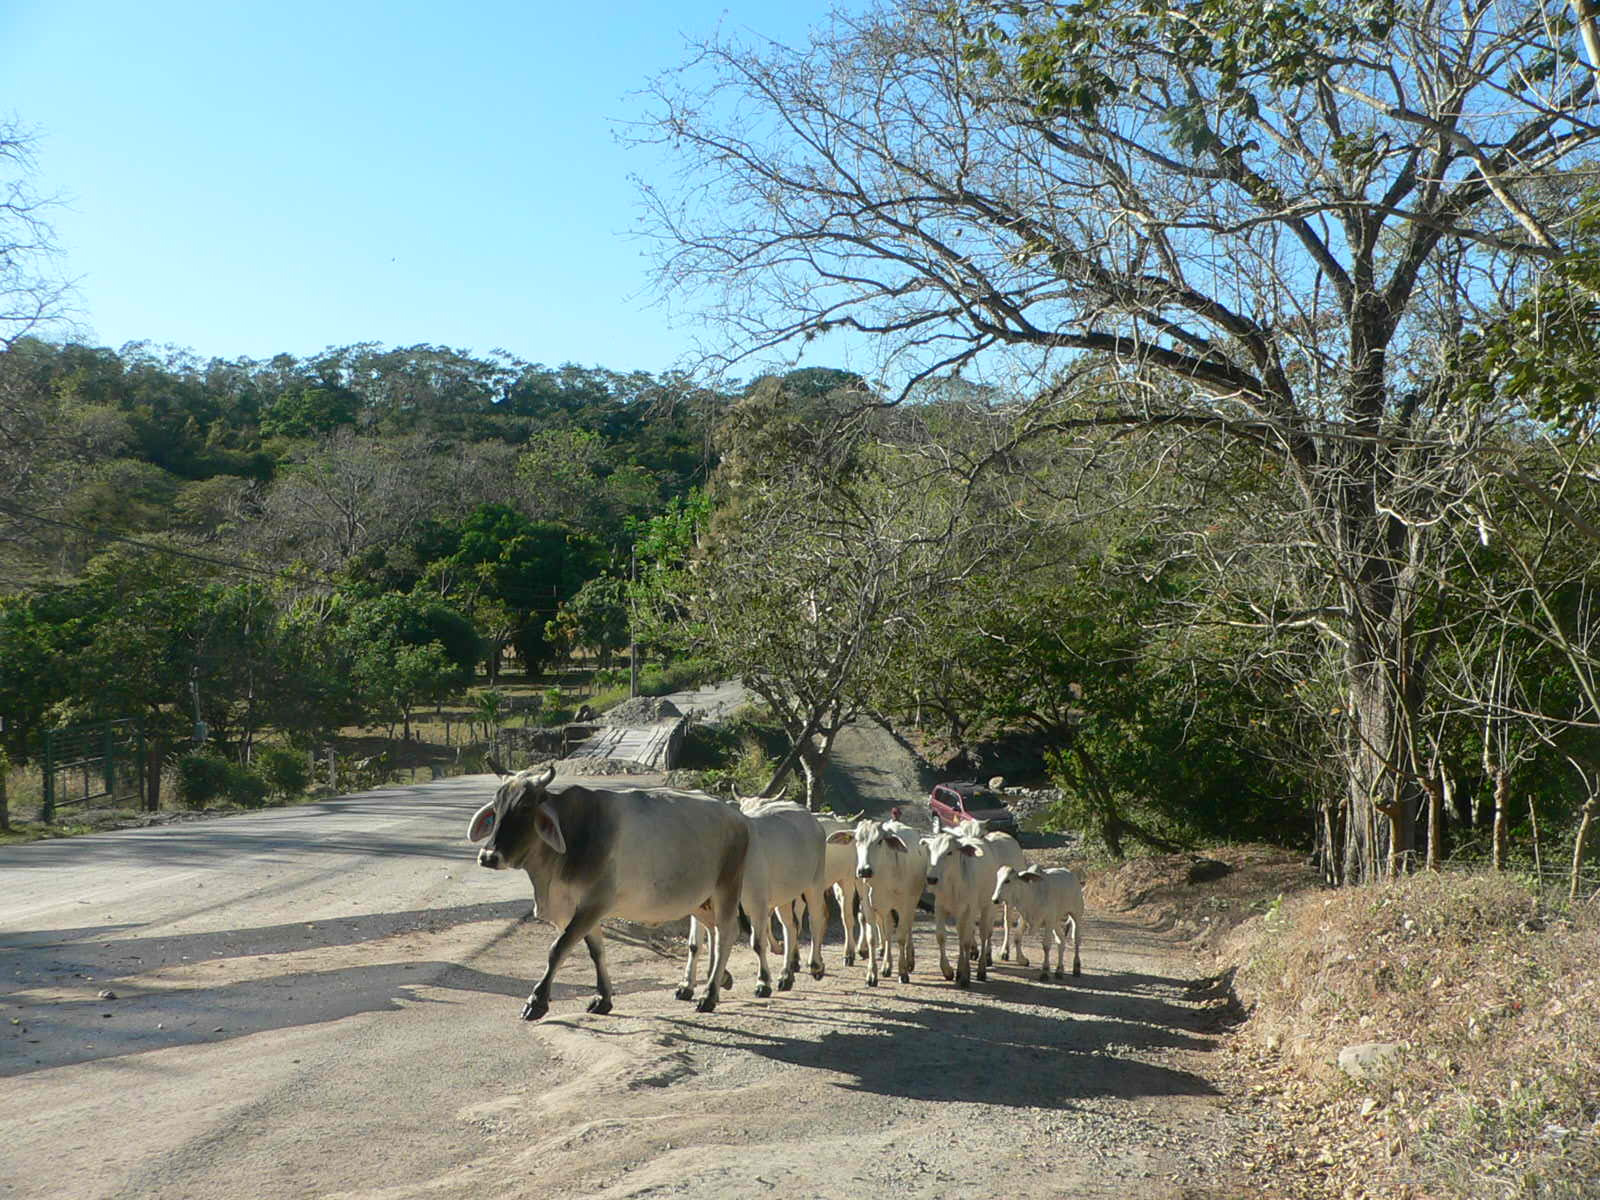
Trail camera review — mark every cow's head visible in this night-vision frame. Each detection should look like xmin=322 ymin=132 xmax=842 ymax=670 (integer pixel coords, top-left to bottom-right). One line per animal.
xmin=831 ymin=819 xmax=910 ymax=880
xmin=923 ymin=831 xmax=981 ymax=886
xmin=992 ymin=863 xmax=1038 ymax=905
xmin=468 ymin=765 xmax=562 ymax=870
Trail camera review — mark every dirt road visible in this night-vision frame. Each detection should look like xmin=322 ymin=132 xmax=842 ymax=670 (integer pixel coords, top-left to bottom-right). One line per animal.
xmin=0 ymin=719 xmax=1261 ymax=1199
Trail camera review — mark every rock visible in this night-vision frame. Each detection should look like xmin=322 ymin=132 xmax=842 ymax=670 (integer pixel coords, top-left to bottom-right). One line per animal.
xmin=1337 ymin=1042 xmax=1404 ymax=1080
xmin=1187 ymin=858 xmax=1233 ymax=885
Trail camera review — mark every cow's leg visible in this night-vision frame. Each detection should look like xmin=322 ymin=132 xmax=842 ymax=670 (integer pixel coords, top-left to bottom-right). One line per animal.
xmin=774 ymin=902 xmax=800 ymax=991
xmin=804 ymin=888 xmax=826 ymax=980
xmin=1012 ymin=908 xmax=1030 ymax=967
xmin=894 ymin=909 xmax=913 ymax=984
xmin=584 ymin=933 xmax=613 ymax=1014
xmin=677 ymin=915 xmax=705 ymax=1001
xmin=999 ymin=901 xmax=1012 ymax=961
xmin=867 ymin=891 xmax=888 ymax=987
xmin=748 ymin=895 xmax=777 ymax=997
xmin=1040 ymin=928 xmax=1053 ymax=982
xmin=972 ymin=908 xmax=985 ymax=985
xmin=934 ymin=904 xmax=954 ymax=981
xmin=832 ymin=883 xmax=857 ymax=966
xmin=700 ymin=879 xmax=742 ymax=1014
xmin=954 ymin=915 xmax=972 ymax=988
xmin=524 ymin=902 xmax=606 ymax=1020
xmin=1069 ymin=914 xmax=1082 ymax=978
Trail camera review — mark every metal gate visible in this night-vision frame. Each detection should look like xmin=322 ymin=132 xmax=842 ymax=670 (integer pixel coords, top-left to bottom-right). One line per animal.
xmin=41 ymin=719 xmax=146 ymax=821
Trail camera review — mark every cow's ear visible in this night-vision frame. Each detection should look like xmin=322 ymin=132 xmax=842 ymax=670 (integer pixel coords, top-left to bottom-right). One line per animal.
xmin=959 ymin=842 xmax=980 ymax=857
xmin=1019 ymin=866 xmax=1042 ymax=880
xmin=534 ymin=801 xmax=567 ymax=854
xmin=827 ymin=830 xmax=854 ymax=844
xmin=467 ymin=801 xmax=496 ymax=843
xmin=883 ymin=833 xmax=908 ymax=852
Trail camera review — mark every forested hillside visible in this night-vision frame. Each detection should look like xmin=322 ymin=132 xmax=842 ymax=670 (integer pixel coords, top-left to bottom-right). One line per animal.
xmin=0 ymin=338 xmax=726 ymax=794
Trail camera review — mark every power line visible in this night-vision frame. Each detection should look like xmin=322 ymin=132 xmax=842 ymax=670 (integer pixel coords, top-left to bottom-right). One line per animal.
xmin=0 ymin=500 xmax=340 ymax=589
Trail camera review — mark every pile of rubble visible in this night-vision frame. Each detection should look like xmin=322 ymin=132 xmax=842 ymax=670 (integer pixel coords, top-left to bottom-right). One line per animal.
xmin=600 ymin=697 xmax=684 ymax=726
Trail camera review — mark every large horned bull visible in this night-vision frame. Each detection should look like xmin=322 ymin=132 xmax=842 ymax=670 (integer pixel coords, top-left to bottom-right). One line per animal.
xmin=468 ymin=766 xmax=749 ymax=1019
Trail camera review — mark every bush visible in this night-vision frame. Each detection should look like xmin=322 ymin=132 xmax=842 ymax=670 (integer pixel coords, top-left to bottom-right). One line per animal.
xmin=176 ymin=753 xmax=270 ymax=809
xmin=227 ymin=769 xmax=269 ymax=808
xmin=255 ymin=747 xmax=311 ymax=799
xmin=176 ymin=753 xmax=233 ymax=809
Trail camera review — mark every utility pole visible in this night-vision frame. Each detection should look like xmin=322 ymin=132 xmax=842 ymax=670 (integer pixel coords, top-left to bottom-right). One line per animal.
xmin=629 ymin=545 xmax=639 ymax=699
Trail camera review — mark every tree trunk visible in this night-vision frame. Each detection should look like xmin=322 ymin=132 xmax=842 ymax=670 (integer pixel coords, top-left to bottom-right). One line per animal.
xmin=146 ymin=744 xmax=162 ymax=812
xmin=0 ymin=760 xmax=10 ymax=833
xmin=1570 ymin=796 xmax=1597 ymax=903
xmin=1492 ymin=768 xmax=1509 ymax=870
xmin=1423 ymin=774 xmax=1444 ymax=871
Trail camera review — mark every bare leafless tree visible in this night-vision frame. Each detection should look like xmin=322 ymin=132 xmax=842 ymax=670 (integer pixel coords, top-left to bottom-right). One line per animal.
xmin=636 ymin=0 xmax=1600 ymax=879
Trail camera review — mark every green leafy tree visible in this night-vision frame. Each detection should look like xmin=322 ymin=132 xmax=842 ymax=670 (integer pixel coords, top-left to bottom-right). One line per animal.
xmin=549 ymin=574 xmax=630 ymax=667
xmin=420 ymin=503 xmax=596 ymax=673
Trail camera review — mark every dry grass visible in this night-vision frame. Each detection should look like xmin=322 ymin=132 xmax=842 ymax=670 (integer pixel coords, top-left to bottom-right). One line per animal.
xmin=1218 ymin=871 xmax=1600 ymax=1199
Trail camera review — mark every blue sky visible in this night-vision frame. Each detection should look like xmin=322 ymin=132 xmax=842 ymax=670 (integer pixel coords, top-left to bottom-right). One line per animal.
xmin=2 ymin=1 xmax=844 ymax=375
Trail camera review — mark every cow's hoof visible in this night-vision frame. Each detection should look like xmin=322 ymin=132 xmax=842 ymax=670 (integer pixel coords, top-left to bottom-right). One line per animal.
xmin=968 ymin=947 xmax=979 ymax=961
xmin=866 ymin=975 xmax=879 ymax=988
xmin=520 ymin=997 xmax=549 ymax=1021
xmin=1001 ymin=949 xmax=1011 ymax=961
xmin=673 ymin=986 xmax=695 ymax=1002
xmin=956 ymin=977 xmax=971 ymax=990
xmin=899 ymin=972 xmax=910 ymax=984
xmin=976 ymin=968 xmax=988 ymax=982
xmin=754 ymin=982 xmax=773 ymax=998
xmin=844 ymin=953 xmax=855 ymax=966
xmin=810 ymin=965 xmax=825 ymax=980
xmin=695 ymin=995 xmax=718 ymax=1014
xmin=1057 ymin=969 xmax=1069 ymax=980
xmin=586 ymin=995 xmax=613 ymax=1015
xmin=941 ymin=966 xmax=955 ymax=981
xmin=1039 ymin=970 xmax=1051 ymax=982
xmin=1072 ymin=966 xmax=1081 ymax=977
xmin=722 ymin=971 xmax=734 ymax=988
xmin=1016 ymin=957 xmax=1029 ymax=968
xmin=777 ymin=975 xmax=795 ymax=992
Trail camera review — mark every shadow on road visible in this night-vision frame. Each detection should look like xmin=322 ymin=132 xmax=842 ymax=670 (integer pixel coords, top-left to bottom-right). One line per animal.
xmin=0 ymin=899 xmax=607 ymax=1078
xmin=649 ymin=973 xmax=1221 ymax=1107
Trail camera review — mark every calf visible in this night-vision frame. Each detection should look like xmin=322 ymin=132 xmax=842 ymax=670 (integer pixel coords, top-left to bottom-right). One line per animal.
xmin=922 ymin=831 xmax=1000 ymax=987
xmin=468 ymin=765 xmax=748 ymax=1019
xmin=976 ymin=831 xmax=1029 ymax=965
xmin=828 ymin=818 xmax=928 ymax=986
xmin=991 ymin=865 xmax=1084 ymax=980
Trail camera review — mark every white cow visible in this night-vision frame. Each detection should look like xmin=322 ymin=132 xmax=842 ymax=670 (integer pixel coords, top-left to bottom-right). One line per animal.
xmin=992 ymin=865 xmax=1085 ymax=980
xmin=975 ymin=831 xmax=1029 ymax=965
xmin=828 ymin=818 xmax=928 ymax=986
xmin=682 ymin=797 xmax=828 ymax=997
xmin=818 ymin=814 xmax=866 ymax=967
xmin=468 ymin=765 xmax=748 ymax=1019
xmin=922 ymin=830 xmax=1000 ymax=988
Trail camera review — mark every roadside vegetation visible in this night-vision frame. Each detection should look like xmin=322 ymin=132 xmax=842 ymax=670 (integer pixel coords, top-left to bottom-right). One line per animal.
xmin=6 ymin=5 xmax=1600 ymax=1191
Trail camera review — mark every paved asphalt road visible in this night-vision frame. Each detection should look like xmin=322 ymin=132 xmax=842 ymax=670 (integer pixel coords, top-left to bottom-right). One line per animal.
xmin=0 ymin=774 xmax=550 ymax=1198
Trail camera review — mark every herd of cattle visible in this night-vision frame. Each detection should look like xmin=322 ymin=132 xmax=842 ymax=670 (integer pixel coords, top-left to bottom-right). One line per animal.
xmin=467 ymin=765 xmax=1085 ymax=1021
